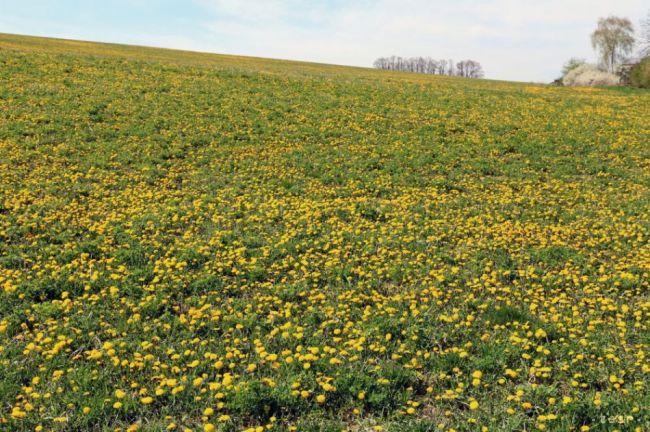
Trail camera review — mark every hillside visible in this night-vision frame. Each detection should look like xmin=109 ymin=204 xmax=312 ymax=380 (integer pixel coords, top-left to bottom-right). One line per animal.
xmin=1 ymin=34 xmax=649 ymax=432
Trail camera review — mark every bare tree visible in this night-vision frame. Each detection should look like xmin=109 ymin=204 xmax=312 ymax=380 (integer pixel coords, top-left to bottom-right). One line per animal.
xmin=438 ymin=59 xmax=447 ymax=75
xmin=640 ymin=10 xmax=650 ymax=57
xmin=464 ymin=60 xmax=485 ymax=78
xmin=456 ymin=60 xmax=467 ymax=77
xmin=455 ymin=60 xmax=483 ymax=78
xmin=591 ymin=16 xmax=635 ymax=73
xmin=447 ymin=59 xmax=455 ymax=76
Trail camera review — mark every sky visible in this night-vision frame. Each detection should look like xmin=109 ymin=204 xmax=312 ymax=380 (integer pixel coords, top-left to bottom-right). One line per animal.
xmin=1 ymin=0 xmax=647 ymax=82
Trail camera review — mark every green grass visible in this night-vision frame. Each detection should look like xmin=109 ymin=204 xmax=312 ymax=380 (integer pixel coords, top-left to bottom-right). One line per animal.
xmin=0 ymin=33 xmax=649 ymax=432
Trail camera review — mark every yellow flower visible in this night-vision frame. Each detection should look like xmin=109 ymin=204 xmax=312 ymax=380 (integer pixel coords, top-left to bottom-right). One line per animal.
xmin=3 ymin=29 xmax=650 ymax=432
xmin=505 ymin=369 xmax=518 ymax=378
xmin=11 ymin=407 xmax=27 ymax=418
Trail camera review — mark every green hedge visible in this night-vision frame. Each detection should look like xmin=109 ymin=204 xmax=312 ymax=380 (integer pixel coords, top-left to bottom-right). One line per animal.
xmin=630 ymin=58 xmax=650 ymax=88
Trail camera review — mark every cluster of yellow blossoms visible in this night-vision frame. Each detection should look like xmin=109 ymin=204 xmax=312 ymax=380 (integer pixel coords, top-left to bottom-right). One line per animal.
xmin=0 ymin=34 xmax=649 ymax=431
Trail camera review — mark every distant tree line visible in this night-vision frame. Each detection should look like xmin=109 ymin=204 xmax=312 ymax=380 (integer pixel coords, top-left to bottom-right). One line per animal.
xmin=373 ymin=56 xmax=484 ymax=78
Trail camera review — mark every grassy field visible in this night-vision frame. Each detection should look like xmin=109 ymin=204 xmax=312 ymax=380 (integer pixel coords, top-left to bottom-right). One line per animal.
xmin=1 ymin=33 xmax=649 ymax=432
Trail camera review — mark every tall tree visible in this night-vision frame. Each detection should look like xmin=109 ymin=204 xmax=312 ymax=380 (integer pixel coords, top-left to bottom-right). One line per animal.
xmin=591 ymin=16 xmax=635 ymax=73
xmin=464 ymin=60 xmax=485 ymax=78
xmin=640 ymin=10 xmax=650 ymax=57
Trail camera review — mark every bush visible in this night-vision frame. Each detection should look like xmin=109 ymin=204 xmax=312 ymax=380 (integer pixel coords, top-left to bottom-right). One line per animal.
xmin=629 ymin=58 xmax=650 ymax=88
xmin=561 ymin=57 xmax=586 ymax=77
xmin=562 ymin=64 xmax=620 ymax=87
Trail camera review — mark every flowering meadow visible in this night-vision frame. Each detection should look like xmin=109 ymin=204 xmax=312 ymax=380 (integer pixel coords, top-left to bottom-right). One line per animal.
xmin=0 ymin=34 xmax=649 ymax=432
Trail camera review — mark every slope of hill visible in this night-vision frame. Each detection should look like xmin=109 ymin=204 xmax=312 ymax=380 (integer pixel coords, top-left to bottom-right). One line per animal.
xmin=1 ymin=34 xmax=649 ymax=431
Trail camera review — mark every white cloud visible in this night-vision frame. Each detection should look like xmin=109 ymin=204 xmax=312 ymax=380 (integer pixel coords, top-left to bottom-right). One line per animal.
xmin=196 ymin=0 xmax=648 ymax=81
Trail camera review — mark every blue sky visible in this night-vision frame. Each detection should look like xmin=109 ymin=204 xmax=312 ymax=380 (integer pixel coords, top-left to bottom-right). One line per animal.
xmin=1 ymin=0 xmax=647 ymax=82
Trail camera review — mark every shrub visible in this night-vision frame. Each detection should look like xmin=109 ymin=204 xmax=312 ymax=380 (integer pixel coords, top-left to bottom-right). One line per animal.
xmin=561 ymin=57 xmax=586 ymax=77
xmin=629 ymin=58 xmax=650 ymax=88
xmin=562 ymin=64 xmax=620 ymax=87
